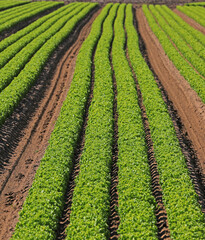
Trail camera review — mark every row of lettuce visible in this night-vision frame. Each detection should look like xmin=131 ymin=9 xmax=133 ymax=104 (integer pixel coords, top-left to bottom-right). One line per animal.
xmin=11 ymin=2 xmax=108 ymax=239
xmin=0 ymin=1 xmax=62 ymax=34
xmin=0 ymin=2 xmax=97 ymax=126
xmin=0 ymin=0 xmax=30 ymax=11
xmin=143 ymin=5 xmax=205 ymax=104
xmin=12 ymin=3 xmax=205 ymax=240
xmin=0 ymin=3 xmax=86 ymax=91
xmin=177 ymin=5 xmax=205 ymax=27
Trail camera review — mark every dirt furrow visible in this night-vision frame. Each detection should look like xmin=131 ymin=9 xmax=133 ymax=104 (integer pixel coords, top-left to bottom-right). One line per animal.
xmin=108 ymin=51 xmax=120 ymax=240
xmin=137 ymin=8 xmax=205 ymax=211
xmin=174 ymin=9 xmax=205 ymax=35
xmin=0 ymin=8 xmax=100 ymax=240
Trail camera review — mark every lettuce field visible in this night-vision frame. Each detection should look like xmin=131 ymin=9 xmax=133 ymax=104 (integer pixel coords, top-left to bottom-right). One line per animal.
xmin=0 ymin=1 xmax=204 ymax=239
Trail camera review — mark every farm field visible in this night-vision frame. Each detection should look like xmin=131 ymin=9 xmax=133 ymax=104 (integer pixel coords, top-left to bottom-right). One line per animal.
xmin=0 ymin=1 xmax=204 ymax=239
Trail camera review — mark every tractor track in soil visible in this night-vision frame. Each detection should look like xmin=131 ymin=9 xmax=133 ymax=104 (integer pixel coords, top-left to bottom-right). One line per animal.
xmin=174 ymin=9 xmax=205 ymax=35
xmin=0 ymin=5 xmax=62 ymax=41
xmin=0 ymin=7 xmax=100 ymax=240
xmin=136 ymin=8 xmax=205 ymax=211
xmin=108 ymin=50 xmax=120 ymax=240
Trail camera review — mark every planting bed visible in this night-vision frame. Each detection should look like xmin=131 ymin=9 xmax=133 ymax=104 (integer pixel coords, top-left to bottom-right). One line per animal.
xmin=0 ymin=1 xmax=204 ymax=239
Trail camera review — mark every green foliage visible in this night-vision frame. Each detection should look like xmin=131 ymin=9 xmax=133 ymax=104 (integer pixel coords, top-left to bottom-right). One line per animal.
xmin=0 ymin=3 xmax=71 ymax=53
xmin=0 ymin=3 xmax=97 ymax=127
xmin=128 ymin=4 xmax=205 ymax=239
xmin=161 ymin=5 xmax=205 ymax=47
xmin=66 ymin=4 xmax=118 ymax=239
xmin=156 ymin=5 xmax=205 ymax=61
xmin=143 ymin=5 xmax=205 ymax=104
xmin=0 ymin=3 xmax=83 ymax=91
xmin=0 ymin=1 xmax=63 ymax=34
xmin=113 ymin=4 xmax=157 ymax=239
xmin=150 ymin=5 xmax=205 ymax=77
xmin=177 ymin=6 xmax=205 ymax=27
xmin=0 ymin=0 xmax=30 ymax=11
xmin=11 ymin=4 xmax=115 ymax=240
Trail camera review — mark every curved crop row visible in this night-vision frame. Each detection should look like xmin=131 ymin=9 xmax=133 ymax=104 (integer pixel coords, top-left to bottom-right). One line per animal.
xmin=131 ymin=5 xmax=205 ymax=239
xmin=177 ymin=6 xmax=205 ymax=27
xmin=0 ymin=1 xmax=62 ymax=34
xmin=162 ymin=5 xmax=205 ymax=47
xmin=11 ymin=4 xmax=114 ymax=240
xmin=0 ymin=3 xmax=98 ymax=127
xmin=0 ymin=1 xmax=33 ymax=19
xmin=113 ymin=4 xmax=158 ymax=239
xmin=66 ymin=4 xmax=119 ymax=239
xmin=143 ymin=5 xmax=205 ymax=104
xmin=0 ymin=3 xmax=86 ymax=93
xmin=156 ymin=5 xmax=205 ymax=61
xmin=0 ymin=0 xmax=30 ymax=11
xmin=150 ymin=5 xmax=205 ymax=77
xmin=0 ymin=2 xmax=45 ymax=25
xmin=0 ymin=3 xmax=69 ymax=52
xmin=0 ymin=3 xmax=77 ymax=70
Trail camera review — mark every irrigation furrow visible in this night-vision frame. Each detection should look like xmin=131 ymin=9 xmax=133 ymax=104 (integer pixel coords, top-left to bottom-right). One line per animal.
xmin=125 ymin=34 xmax=171 ymax=240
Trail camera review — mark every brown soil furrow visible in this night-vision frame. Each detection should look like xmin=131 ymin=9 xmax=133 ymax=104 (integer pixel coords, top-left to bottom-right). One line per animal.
xmin=137 ymin=8 xmax=205 ymax=210
xmin=0 ymin=5 xmax=62 ymax=41
xmin=148 ymin=7 xmax=205 ymax=80
xmin=174 ymin=9 xmax=205 ymax=35
xmin=108 ymin=53 xmax=120 ymax=240
xmin=126 ymin=47 xmax=171 ymax=240
xmin=0 ymin=8 xmax=100 ymax=240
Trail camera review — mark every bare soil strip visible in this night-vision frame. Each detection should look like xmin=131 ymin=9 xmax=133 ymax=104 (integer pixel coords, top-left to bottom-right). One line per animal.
xmin=0 ymin=8 xmax=100 ymax=240
xmin=0 ymin=5 xmax=62 ymax=41
xmin=108 ymin=51 xmax=120 ymax=240
xmin=174 ymin=9 xmax=205 ymax=35
xmin=137 ymin=8 xmax=205 ymax=210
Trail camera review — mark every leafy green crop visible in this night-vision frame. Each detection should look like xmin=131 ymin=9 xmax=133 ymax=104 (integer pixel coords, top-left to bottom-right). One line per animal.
xmin=0 ymin=3 xmax=83 ymax=91
xmin=113 ymin=4 xmax=157 ymax=239
xmin=161 ymin=5 xmax=205 ymax=47
xmin=150 ymin=5 xmax=205 ymax=77
xmin=66 ymin=4 xmax=118 ymax=239
xmin=0 ymin=0 xmax=30 ymax=11
xmin=0 ymin=3 xmax=98 ymax=127
xmin=0 ymin=3 xmax=77 ymax=69
xmin=129 ymin=4 xmax=205 ymax=239
xmin=177 ymin=6 xmax=205 ymax=27
xmin=11 ymin=4 xmax=115 ymax=240
xmin=0 ymin=3 xmax=69 ymax=52
xmin=0 ymin=1 xmax=62 ymax=34
xmin=156 ymin=5 xmax=205 ymax=61
xmin=143 ymin=5 xmax=205 ymax=104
